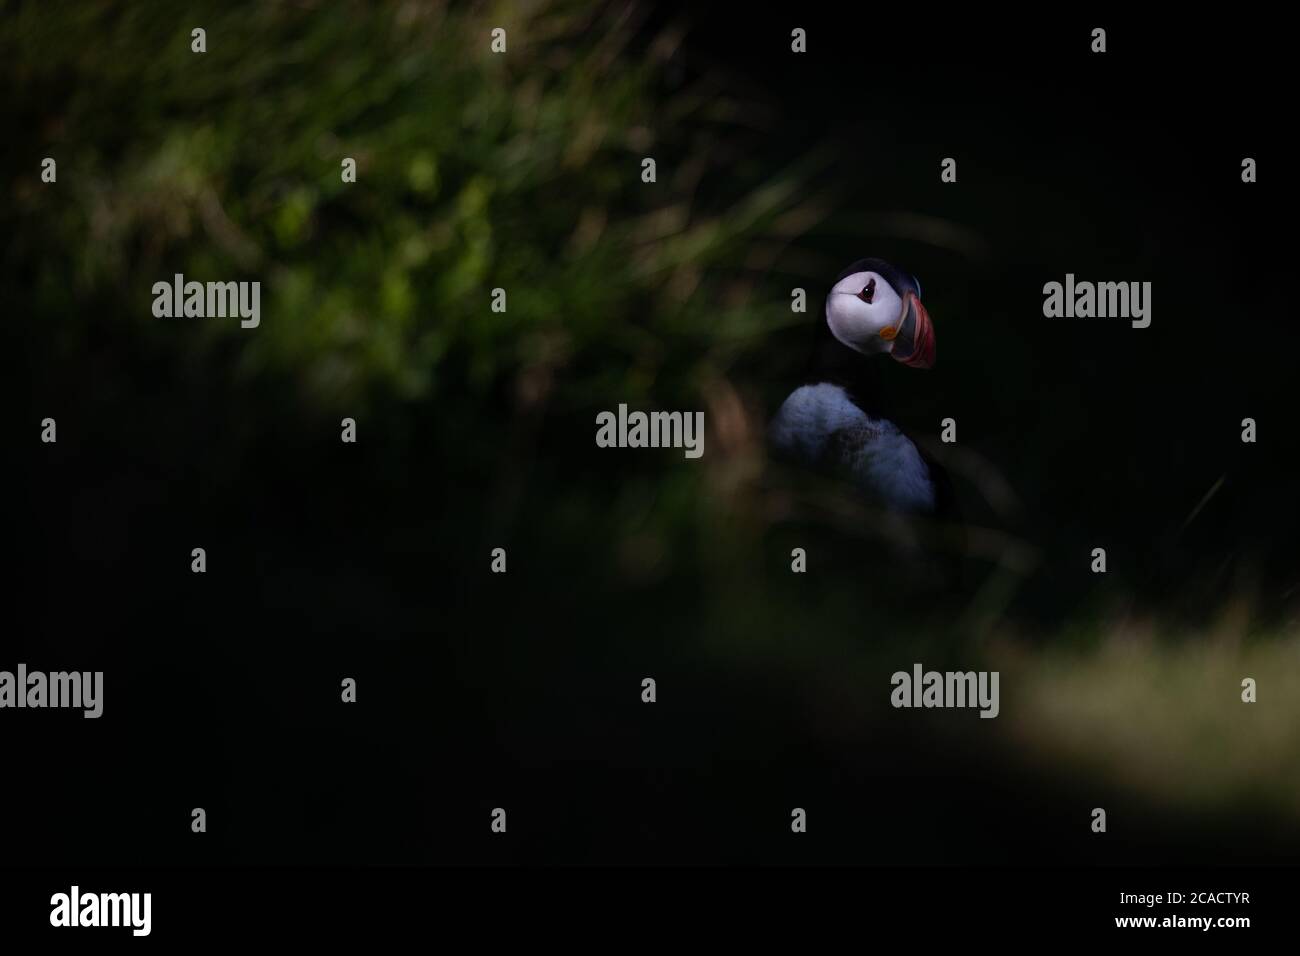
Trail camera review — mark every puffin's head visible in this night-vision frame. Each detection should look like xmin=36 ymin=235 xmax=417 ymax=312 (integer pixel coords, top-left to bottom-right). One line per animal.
xmin=825 ymin=258 xmax=935 ymax=369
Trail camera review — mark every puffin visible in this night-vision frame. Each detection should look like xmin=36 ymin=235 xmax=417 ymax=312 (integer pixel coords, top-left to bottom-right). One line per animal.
xmin=769 ymin=258 xmax=950 ymax=516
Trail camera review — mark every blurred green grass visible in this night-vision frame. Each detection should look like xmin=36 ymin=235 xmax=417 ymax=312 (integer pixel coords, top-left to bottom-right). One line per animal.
xmin=6 ymin=0 xmax=819 ymax=413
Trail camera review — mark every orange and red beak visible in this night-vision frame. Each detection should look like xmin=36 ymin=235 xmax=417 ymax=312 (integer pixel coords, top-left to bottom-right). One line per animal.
xmin=890 ymin=292 xmax=935 ymax=369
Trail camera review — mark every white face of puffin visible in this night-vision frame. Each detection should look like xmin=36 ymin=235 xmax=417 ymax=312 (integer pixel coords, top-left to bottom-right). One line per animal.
xmin=825 ymin=267 xmax=936 ymax=368
xmin=825 ymin=270 xmax=905 ymax=356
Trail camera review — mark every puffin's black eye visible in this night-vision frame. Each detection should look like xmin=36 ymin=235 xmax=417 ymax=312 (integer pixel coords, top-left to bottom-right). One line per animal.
xmin=858 ymin=277 xmax=876 ymax=304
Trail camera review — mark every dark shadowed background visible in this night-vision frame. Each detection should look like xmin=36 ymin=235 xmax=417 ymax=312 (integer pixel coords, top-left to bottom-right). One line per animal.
xmin=7 ymin=2 xmax=1297 ymax=865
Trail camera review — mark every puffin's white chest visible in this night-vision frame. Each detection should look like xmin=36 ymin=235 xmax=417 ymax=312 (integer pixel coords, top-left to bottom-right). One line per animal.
xmin=769 ymin=383 xmax=936 ymax=513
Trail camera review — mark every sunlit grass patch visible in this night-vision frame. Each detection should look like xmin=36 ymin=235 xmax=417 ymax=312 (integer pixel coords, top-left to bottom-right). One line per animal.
xmin=994 ymin=613 xmax=1300 ymax=819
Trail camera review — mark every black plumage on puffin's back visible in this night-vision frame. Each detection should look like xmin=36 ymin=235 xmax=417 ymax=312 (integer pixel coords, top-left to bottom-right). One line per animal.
xmin=924 ymin=447 xmax=958 ymax=524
